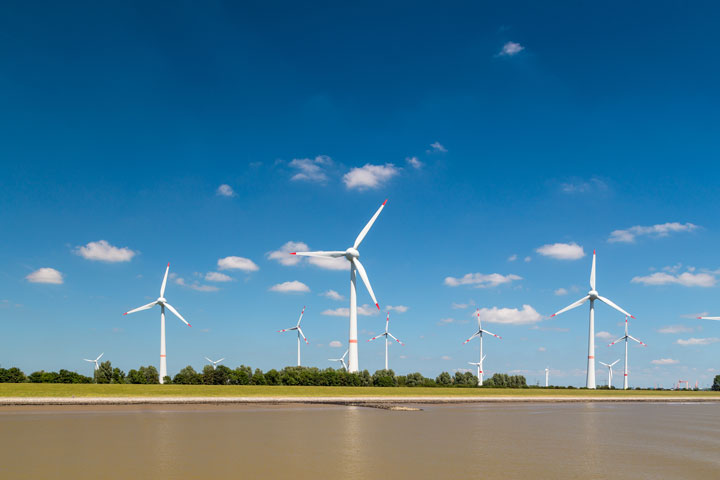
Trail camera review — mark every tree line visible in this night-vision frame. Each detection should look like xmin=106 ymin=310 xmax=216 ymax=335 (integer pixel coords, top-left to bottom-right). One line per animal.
xmin=0 ymin=363 xmax=529 ymax=388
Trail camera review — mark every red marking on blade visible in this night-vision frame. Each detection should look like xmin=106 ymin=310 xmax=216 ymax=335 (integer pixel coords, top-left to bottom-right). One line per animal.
xmin=550 ymin=314 xmax=556 ymax=318
xmin=630 ymin=315 xmax=635 ymax=319
xmin=624 ymin=374 xmax=628 ymax=376
xmin=697 ymin=317 xmax=703 ymax=319
xmin=375 ymin=303 xmax=380 ymax=310
xmin=349 ymin=339 xmax=358 ymax=343
xmin=167 ymin=262 xmax=170 ymax=267
xmin=593 ymin=249 xmax=596 ymax=255
xmin=188 ymin=324 xmax=192 ymax=327
xmin=290 ymin=252 xmax=296 ymax=255
xmin=123 ymin=312 xmax=128 ymax=315
xmin=382 ymin=199 xmax=387 ymax=205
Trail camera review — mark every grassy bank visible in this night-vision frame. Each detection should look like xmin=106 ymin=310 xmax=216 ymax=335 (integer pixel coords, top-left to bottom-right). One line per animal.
xmin=1 ymin=384 xmax=719 ymax=398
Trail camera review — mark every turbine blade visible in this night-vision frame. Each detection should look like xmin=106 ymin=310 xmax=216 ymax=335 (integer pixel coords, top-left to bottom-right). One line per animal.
xmin=629 ymin=335 xmax=647 ymax=346
xmin=217 ymin=358 xmax=225 ymax=363
xmin=481 ymin=329 xmax=502 ymax=339
xmin=698 ymin=316 xmax=720 ymax=320
xmin=388 ymin=333 xmax=404 ymax=345
xmin=599 ymin=361 xmax=609 ymax=367
xmin=297 ymin=327 xmax=308 ymax=344
xmin=291 ymin=251 xmax=345 ymax=258
xmin=164 ymin=302 xmax=190 ymax=327
xmin=160 ymin=262 xmax=170 ymax=297
xmin=482 ymin=354 xmax=486 ymax=362
xmin=385 ymin=313 xmax=390 ymax=333
xmin=597 ymin=295 xmax=634 ymax=319
xmin=278 ymin=327 xmax=298 ymax=333
xmin=367 ymin=334 xmax=383 ymax=342
xmin=590 ymin=250 xmax=596 ymax=290
xmin=205 ymin=357 xmax=212 ymax=362
xmin=96 ymin=353 xmax=104 ymax=362
xmin=342 ymin=350 xmax=348 ymax=360
xmin=354 ymin=199 xmax=387 ymax=249
xmin=463 ymin=331 xmax=480 ymax=344
xmin=297 ymin=306 xmax=305 ymax=327
xmin=123 ymin=301 xmax=157 ymax=316
xmin=608 ymin=336 xmax=626 ymax=347
xmin=551 ymin=295 xmax=590 ymax=317
xmin=83 ymin=359 xmax=93 ymax=362
xmin=353 ymin=258 xmax=379 ymax=309
xmin=611 ymin=359 xmax=620 ymax=366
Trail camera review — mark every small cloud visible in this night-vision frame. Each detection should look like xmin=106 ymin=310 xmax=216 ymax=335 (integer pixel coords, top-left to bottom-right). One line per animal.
xmin=329 ymin=340 xmax=342 ymax=348
xmin=74 ymin=240 xmax=137 ymax=263
xmin=631 ymin=270 xmax=715 ymax=287
xmin=386 ymin=305 xmax=408 ymax=313
xmin=437 ymin=318 xmax=457 ymax=326
xmin=658 ymin=325 xmax=694 ymax=334
xmin=217 ymin=256 xmax=259 ymax=272
xmin=508 ymin=254 xmax=518 ymax=262
xmin=428 ymin=141 xmax=447 ymax=153
xmin=441 ymin=355 xmax=452 ymax=361
xmin=676 ymin=337 xmax=720 ymax=346
xmin=111 ymin=327 xmax=123 ymax=333
xmin=444 ymin=272 xmax=522 ymax=288
xmin=322 ymin=304 xmax=378 ymax=317
xmin=536 ymin=242 xmax=585 ymax=260
xmin=476 ymin=305 xmax=542 ymax=325
xmin=451 ymin=302 xmax=472 ymax=309
xmin=205 ymin=272 xmax=232 ymax=282
xmin=322 ymin=290 xmax=344 ymax=301
xmin=560 ymin=178 xmax=608 ymax=194
xmin=399 ymin=355 xmax=407 ymax=359
xmin=406 ymin=156 xmax=422 ymax=169
xmin=343 ymin=163 xmax=399 ymax=190
xmin=269 ymin=281 xmax=310 ymax=293
xmin=216 ymin=184 xmax=236 ymax=197
xmin=497 ymin=41 xmax=524 ymax=56
xmin=289 ymin=155 xmax=332 ymax=183
xmin=267 ymin=241 xmax=309 ymax=266
xmin=651 ymin=358 xmax=679 ymax=365
xmin=524 ymin=256 xmax=532 ymax=262
xmin=538 ymin=347 xmax=546 ymax=352
xmin=175 ymin=277 xmax=219 ymax=292
xmin=595 ymin=331 xmax=614 ymax=340
xmin=26 ymin=268 xmax=63 ymax=284
xmin=608 ymin=222 xmax=698 ymax=244
xmin=554 ymin=288 xmax=568 ymax=296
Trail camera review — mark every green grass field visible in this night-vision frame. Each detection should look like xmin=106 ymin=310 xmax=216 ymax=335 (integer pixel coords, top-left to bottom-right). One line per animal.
xmin=1 ymin=384 xmax=718 ymax=398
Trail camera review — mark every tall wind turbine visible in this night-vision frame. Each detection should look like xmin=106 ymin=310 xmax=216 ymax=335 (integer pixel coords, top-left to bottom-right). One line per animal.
xmin=545 ymin=368 xmax=549 ymax=387
xmin=599 ymin=359 xmax=620 ymax=388
xmin=278 ymin=306 xmax=309 ymax=366
xmin=551 ymin=250 xmax=634 ymax=389
xmin=463 ymin=308 xmax=502 ymax=385
xmin=291 ymin=200 xmax=387 ymax=372
xmin=83 ymin=353 xmax=104 ymax=372
xmin=329 ymin=350 xmax=349 ymax=370
xmin=204 ymin=357 xmax=225 ymax=370
xmin=367 ymin=313 xmax=404 ymax=371
xmin=608 ymin=316 xmax=647 ymax=389
xmin=468 ymin=355 xmax=486 ymax=385
xmin=123 ymin=263 xmax=191 ymax=384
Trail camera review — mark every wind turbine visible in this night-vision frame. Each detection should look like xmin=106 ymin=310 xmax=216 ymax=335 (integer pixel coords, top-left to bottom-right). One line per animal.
xmin=329 ymin=350 xmax=349 ymax=370
xmin=83 ymin=353 xmax=104 ymax=373
xmin=123 ymin=263 xmax=191 ymax=384
xmin=599 ymin=359 xmax=620 ymax=388
xmin=608 ymin=316 xmax=647 ymax=389
xmin=468 ymin=355 xmax=486 ymax=386
xmin=551 ymin=250 xmax=634 ymax=389
xmin=278 ymin=306 xmax=309 ymax=366
xmin=291 ymin=200 xmax=387 ymax=372
xmin=463 ymin=308 xmax=502 ymax=386
xmin=367 ymin=313 xmax=404 ymax=370
xmin=545 ymin=367 xmax=549 ymax=387
xmin=204 ymin=357 xmax=225 ymax=370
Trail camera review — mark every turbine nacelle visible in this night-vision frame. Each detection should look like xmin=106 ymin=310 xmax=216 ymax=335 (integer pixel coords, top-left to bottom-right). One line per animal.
xmin=157 ymin=297 xmax=167 ymax=304
xmin=345 ymin=247 xmax=360 ymax=260
xmin=588 ymin=290 xmax=599 ymax=300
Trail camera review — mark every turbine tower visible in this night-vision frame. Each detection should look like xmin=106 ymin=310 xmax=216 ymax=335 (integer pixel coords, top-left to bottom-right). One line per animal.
xmin=278 ymin=306 xmax=309 ymax=366
xmin=551 ymin=251 xmax=634 ymax=389
xmin=463 ymin=308 xmax=502 ymax=386
xmin=329 ymin=350 xmax=349 ymax=370
xmin=599 ymin=359 xmax=620 ymax=388
xmin=123 ymin=263 xmax=191 ymax=384
xmin=468 ymin=355 xmax=486 ymax=385
xmin=83 ymin=352 xmax=104 ymax=373
xmin=545 ymin=367 xmax=549 ymax=387
xmin=204 ymin=357 xmax=225 ymax=370
xmin=608 ymin=316 xmax=647 ymax=389
xmin=367 ymin=313 xmax=404 ymax=370
xmin=291 ymin=200 xmax=387 ymax=372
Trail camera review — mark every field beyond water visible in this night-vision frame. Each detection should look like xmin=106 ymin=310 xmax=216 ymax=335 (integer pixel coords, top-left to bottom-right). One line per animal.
xmin=1 ymin=384 xmax=719 ymax=398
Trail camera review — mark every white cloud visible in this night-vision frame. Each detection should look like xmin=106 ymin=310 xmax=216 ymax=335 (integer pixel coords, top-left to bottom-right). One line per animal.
xmin=451 ymin=302 xmax=471 ymax=309
xmin=74 ymin=240 xmax=136 ymax=262
xmin=554 ymin=288 xmax=568 ymax=296
xmin=429 ymin=141 xmax=447 ymax=153
xmin=524 ymin=256 xmax=532 ymax=262
xmin=631 ymin=271 xmax=715 ymax=287
xmin=658 ymin=325 xmax=694 ymax=334
xmin=595 ymin=331 xmax=614 ymax=340
xmin=217 ymin=256 xmax=259 ymax=272
xmin=269 ymin=281 xmax=310 ymax=293
xmin=322 ymin=304 xmax=378 ymax=317
xmin=441 ymin=355 xmax=452 ymax=361
xmin=205 ymin=272 xmax=232 ymax=282
xmin=216 ymin=184 xmax=236 ymax=197
xmin=677 ymin=337 xmax=720 ymax=346
xmin=406 ymin=156 xmax=422 ymax=169
xmin=608 ymin=222 xmax=698 ymax=243
xmin=538 ymin=347 xmax=546 ymax=352
xmin=322 ymin=290 xmax=344 ymax=301
xmin=476 ymin=305 xmax=542 ymax=325
xmin=174 ymin=277 xmax=219 ymax=292
xmin=329 ymin=340 xmax=342 ymax=348
xmin=343 ymin=164 xmax=399 ymax=190
xmin=437 ymin=318 xmax=456 ymax=325
xmin=386 ymin=305 xmax=408 ymax=313
xmin=444 ymin=272 xmax=522 ymax=288
xmin=268 ymin=241 xmax=349 ymax=270
xmin=507 ymin=254 xmax=518 ymax=262
xmin=536 ymin=242 xmax=585 ymax=260
xmin=25 ymin=268 xmax=63 ymax=284
xmin=289 ymin=155 xmax=332 ymax=183
xmin=498 ymin=41 xmax=524 ymax=56
xmin=560 ymin=178 xmax=608 ymax=194
xmin=651 ymin=358 xmax=679 ymax=365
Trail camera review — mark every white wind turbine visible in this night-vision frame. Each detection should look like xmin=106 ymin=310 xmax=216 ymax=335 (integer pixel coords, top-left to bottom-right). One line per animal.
xmin=599 ymin=359 xmax=620 ymax=388
xmin=551 ymin=250 xmax=634 ymax=389
xmin=468 ymin=355 xmax=486 ymax=385
xmin=83 ymin=353 xmax=104 ymax=372
xmin=545 ymin=367 xmax=549 ymax=387
xmin=463 ymin=308 xmax=502 ymax=386
xmin=329 ymin=350 xmax=349 ymax=370
xmin=278 ymin=306 xmax=309 ymax=366
xmin=367 ymin=312 xmax=404 ymax=371
xmin=123 ymin=263 xmax=191 ymax=384
xmin=204 ymin=357 xmax=225 ymax=370
xmin=608 ymin=316 xmax=647 ymax=389
xmin=291 ymin=200 xmax=387 ymax=373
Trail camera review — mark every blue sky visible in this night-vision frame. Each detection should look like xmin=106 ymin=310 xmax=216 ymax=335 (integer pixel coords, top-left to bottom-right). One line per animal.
xmin=1 ymin=1 xmax=720 ymax=386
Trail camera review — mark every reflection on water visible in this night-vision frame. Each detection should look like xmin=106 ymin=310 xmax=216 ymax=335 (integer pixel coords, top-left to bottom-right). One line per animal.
xmin=1 ymin=403 xmax=719 ymax=479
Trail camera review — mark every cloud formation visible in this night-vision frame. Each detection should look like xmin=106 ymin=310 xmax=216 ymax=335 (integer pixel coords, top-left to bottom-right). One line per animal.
xmin=175 ymin=277 xmax=219 ymax=292
xmin=269 ymin=281 xmax=310 ymax=293
xmin=322 ymin=290 xmax=344 ymax=301
xmin=631 ymin=271 xmax=715 ymax=287
xmin=205 ymin=272 xmax=232 ymax=282
xmin=651 ymin=358 xmax=679 ymax=365
xmin=676 ymin=337 xmax=720 ymax=346
xmin=386 ymin=305 xmax=409 ymax=313
xmin=475 ymin=305 xmax=542 ymax=325
xmin=343 ymin=164 xmax=399 ymax=190
xmin=595 ymin=331 xmax=614 ymax=340
xmin=609 ymin=222 xmax=698 ymax=243
xmin=429 ymin=141 xmax=447 ymax=153
xmin=26 ymin=268 xmax=63 ymax=284
xmin=329 ymin=340 xmax=342 ymax=348
xmin=554 ymin=288 xmax=568 ymax=296
xmin=444 ymin=273 xmax=522 ymax=288
xmin=657 ymin=325 xmax=694 ymax=334
xmin=289 ymin=155 xmax=332 ymax=183
xmin=322 ymin=304 xmax=378 ymax=317
xmin=217 ymin=256 xmax=259 ymax=272
xmin=406 ymin=157 xmax=422 ymax=169
xmin=74 ymin=240 xmax=136 ymax=262
xmin=216 ymin=184 xmax=236 ymax=197
xmin=536 ymin=242 xmax=585 ymax=260
xmin=498 ymin=41 xmax=524 ymax=56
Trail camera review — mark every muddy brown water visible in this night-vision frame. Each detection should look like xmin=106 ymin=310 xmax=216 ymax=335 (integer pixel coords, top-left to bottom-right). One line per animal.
xmin=0 ymin=402 xmax=718 ymax=479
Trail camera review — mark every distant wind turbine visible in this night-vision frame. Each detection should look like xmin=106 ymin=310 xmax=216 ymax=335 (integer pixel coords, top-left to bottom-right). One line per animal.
xmin=367 ymin=313 xmax=404 ymax=370
xmin=329 ymin=350 xmax=349 ymax=370
xmin=545 ymin=367 xmax=549 ymax=387
xmin=204 ymin=357 xmax=225 ymax=370
xmin=83 ymin=352 xmax=104 ymax=372
xmin=278 ymin=306 xmax=309 ymax=366
xmin=463 ymin=308 xmax=502 ymax=386
xmin=123 ymin=263 xmax=191 ymax=384
xmin=551 ymin=251 xmax=634 ymax=389
xmin=291 ymin=200 xmax=387 ymax=372
xmin=599 ymin=359 xmax=620 ymax=388
xmin=608 ymin=316 xmax=647 ymax=389
xmin=468 ymin=355 xmax=486 ymax=385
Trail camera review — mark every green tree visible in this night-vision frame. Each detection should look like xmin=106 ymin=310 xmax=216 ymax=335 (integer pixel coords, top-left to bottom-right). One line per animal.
xmin=173 ymin=366 xmax=201 ymax=385
xmin=372 ymin=369 xmax=397 ymax=387
xmin=141 ymin=366 xmax=160 ymax=384
xmin=96 ymin=361 xmax=113 ymax=384
xmin=112 ymin=367 xmax=126 ymax=384
xmin=436 ymin=372 xmax=453 ymax=386
xmin=251 ymin=368 xmax=266 ymax=385
xmin=0 ymin=367 xmax=26 ymax=383
xmin=264 ymin=369 xmax=281 ymax=385
xmin=713 ymin=375 xmax=720 ymax=391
